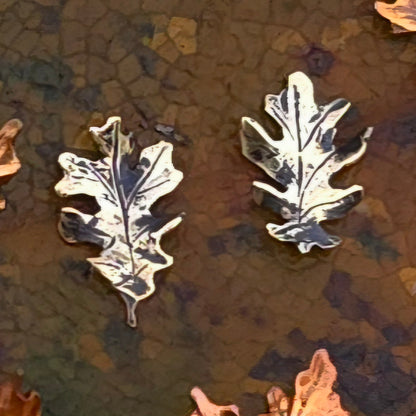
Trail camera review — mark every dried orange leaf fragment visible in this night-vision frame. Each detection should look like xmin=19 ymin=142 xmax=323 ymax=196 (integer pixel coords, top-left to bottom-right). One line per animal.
xmin=189 ymin=350 xmax=348 ymax=416
xmin=375 ymin=0 xmax=416 ymax=33
xmin=0 ymin=119 xmax=22 ymax=210
xmin=261 ymin=349 xmax=349 ymax=416
xmin=0 ymin=381 xmax=41 ymax=416
xmin=190 ymin=387 xmax=240 ymax=416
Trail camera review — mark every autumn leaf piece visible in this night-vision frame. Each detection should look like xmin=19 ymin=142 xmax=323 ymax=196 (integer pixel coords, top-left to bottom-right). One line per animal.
xmin=241 ymin=71 xmax=372 ymax=253
xmin=55 ymin=116 xmax=184 ymax=327
xmin=375 ymin=0 xmax=416 ymax=33
xmin=190 ymin=350 xmax=348 ymax=416
xmin=190 ymin=387 xmax=240 ymax=416
xmin=0 ymin=380 xmax=41 ymax=416
xmin=260 ymin=349 xmax=349 ymax=416
xmin=0 ymin=119 xmax=22 ymax=211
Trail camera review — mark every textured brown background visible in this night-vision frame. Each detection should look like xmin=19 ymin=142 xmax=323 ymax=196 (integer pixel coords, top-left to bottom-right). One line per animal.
xmin=1 ymin=0 xmax=416 ymax=415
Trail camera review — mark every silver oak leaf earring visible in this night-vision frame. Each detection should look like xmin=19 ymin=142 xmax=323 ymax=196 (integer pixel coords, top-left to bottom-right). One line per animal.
xmin=240 ymin=71 xmax=372 ymax=253
xmin=55 ymin=116 xmax=184 ymax=327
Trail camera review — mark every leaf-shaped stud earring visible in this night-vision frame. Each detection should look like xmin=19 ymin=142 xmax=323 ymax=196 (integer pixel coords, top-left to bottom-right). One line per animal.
xmin=241 ymin=71 xmax=372 ymax=253
xmin=0 ymin=119 xmax=22 ymax=211
xmin=55 ymin=116 xmax=184 ymax=327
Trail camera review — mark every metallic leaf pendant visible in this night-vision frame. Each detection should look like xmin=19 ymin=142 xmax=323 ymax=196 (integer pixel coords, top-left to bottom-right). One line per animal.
xmin=0 ymin=119 xmax=22 ymax=211
xmin=55 ymin=116 xmax=184 ymax=327
xmin=241 ymin=71 xmax=372 ymax=253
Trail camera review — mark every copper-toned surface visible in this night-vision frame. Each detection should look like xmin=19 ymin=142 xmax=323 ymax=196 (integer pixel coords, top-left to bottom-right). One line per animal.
xmin=1 ymin=1 xmax=416 ymax=416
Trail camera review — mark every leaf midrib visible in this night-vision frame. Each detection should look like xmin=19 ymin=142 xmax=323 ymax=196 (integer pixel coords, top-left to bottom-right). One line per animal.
xmin=110 ymin=125 xmax=137 ymax=277
xmin=289 ymin=88 xmax=338 ymax=223
xmin=108 ymin=133 xmax=171 ymax=278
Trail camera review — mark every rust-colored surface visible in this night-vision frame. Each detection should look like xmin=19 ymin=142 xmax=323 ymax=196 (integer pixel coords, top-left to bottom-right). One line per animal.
xmin=1 ymin=1 xmax=416 ymax=416
xmin=375 ymin=0 xmax=416 ymax=32
xmin=0 ymin=380 xmax=41 ymax=416
xmin=0 ymin=119 xmax=22 ymax=210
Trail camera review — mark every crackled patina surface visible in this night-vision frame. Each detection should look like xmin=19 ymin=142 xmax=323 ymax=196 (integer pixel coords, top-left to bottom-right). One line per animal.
xmin=1 ymin=1 xmax=416 ymax=416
